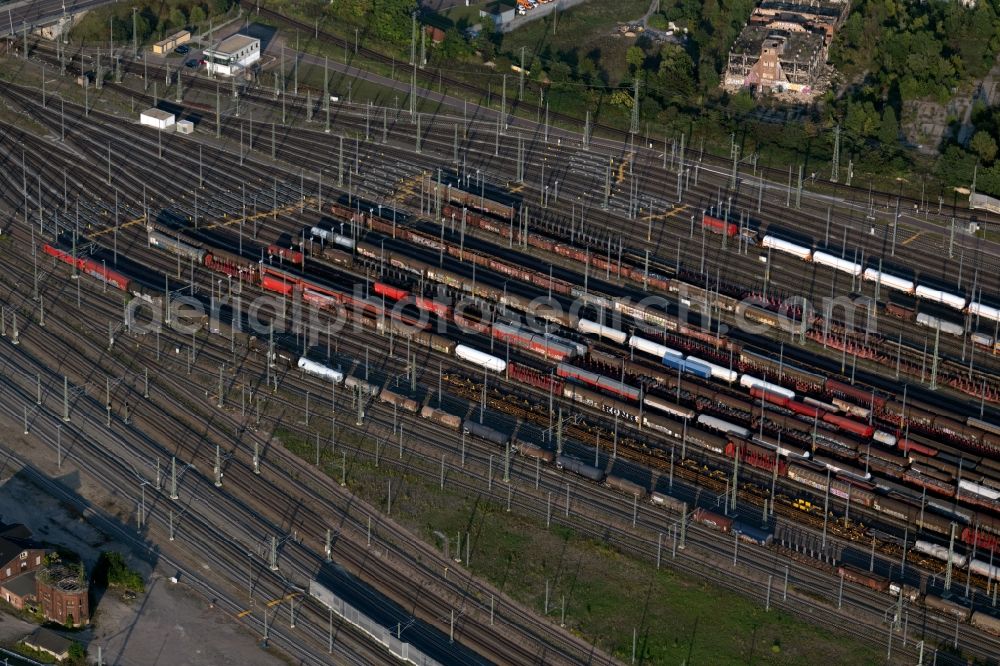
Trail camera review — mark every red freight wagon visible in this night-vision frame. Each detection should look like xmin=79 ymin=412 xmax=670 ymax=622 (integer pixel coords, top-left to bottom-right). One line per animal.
xmin=267 ymin=244 xmax=304 ymax=265
xmin=822 ymin=412 xmax=875 ymax=439
xmin=261 ymin=275 xmax=295 ymax=296
xmin=702 ymin=214 xmax=738 ymax=237
xmin=80 ymin=259 xmax=130 ymax=291
xmin=373 ymin=282 xmax=410 ymax=301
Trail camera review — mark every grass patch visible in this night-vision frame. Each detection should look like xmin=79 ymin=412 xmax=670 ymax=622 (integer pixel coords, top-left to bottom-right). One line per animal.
xmin=270 ymin=426 xmax=885 ymax=665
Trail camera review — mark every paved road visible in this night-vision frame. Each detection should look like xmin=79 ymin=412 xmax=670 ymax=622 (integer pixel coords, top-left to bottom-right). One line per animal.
xmin=1 ymin=0 xmax=115 ymax=37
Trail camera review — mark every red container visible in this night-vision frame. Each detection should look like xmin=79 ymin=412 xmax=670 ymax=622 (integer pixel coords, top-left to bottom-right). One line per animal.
xmin=822 ymin=412 xmax=875 ymax=439
xmin=786 ymin=400 xmax=822 ymax=419
xmin=414 ymin=296 xmax=452 ymax=319
xmin=261 ymin=275 xmax=295 ymax=296
xmin=43 ymin=244 xmax=78 ymax=267
xmin=897 ymin=438 xmax=938 ymax=457
xmin=267 ymin=244 xmax=304 ymax=265
xmin=80 ymin=259 xmax=130 ymax=291
xmin=750 ymin=386 xmax=788 ymax=407
xmin=508 ymin=362 xmax=564 ymax=392
xmin=962 ymin=526 xmax=999 ymax=553
xmin=373 ymin=282 xmax=409 ymax=301
xmin=702 ymin=214 xmax=738 ymax=237
xmin=826 ymin=378 xmax=886 ymax=410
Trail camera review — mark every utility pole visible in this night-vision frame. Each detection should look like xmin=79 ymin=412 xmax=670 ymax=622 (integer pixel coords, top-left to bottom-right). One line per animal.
xmin=831 ymin=124 xmax=840 ymax=182
xmin=519 ymin=46 xmax=526 ymax=100
xmin=630 ymin=79 xmax=640 ymax=135
xmin=796 ymin=164 xmax=803 ymax=208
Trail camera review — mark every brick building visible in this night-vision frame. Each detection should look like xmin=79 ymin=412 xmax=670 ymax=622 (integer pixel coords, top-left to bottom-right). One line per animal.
xmin=37 ymin=564 xmax=89 ymax=626
xmin=0 ymin=523 xmax=46 ymax=585
xmin=0 ymin=522 xmax=89 ymax=626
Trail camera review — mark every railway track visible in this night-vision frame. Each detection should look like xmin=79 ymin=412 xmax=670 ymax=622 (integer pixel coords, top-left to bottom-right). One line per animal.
xmin=3 ymin=80 xmax=996 ymax=536
xmin=0 ymin=204 xmax=618 ymax=663
xmin=7 ymin=184 xmax=1000 ymax=660
xmin=1 ymin=61 xmax=1000 ymax=660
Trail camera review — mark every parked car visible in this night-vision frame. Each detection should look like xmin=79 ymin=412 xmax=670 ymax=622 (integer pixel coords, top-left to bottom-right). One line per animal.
xmin=174 ymin=45 xmax=190 ymax=55
xmin=185 ymin=59 xmax=200 ymax=68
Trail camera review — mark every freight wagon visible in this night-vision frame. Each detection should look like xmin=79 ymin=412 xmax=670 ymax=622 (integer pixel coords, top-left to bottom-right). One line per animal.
xmin=838 ymin=565 xmax=889 ymax=592
xmin=691 ymin=508 xmax=733 ymax=532
xmin=556 ymin=455 xmax=605 ymax=482
xmin=702 ymin=212 xmax=739 ymax=237
xmin=420 ymin=406 xmax=462 ymax=430
xmin=971 ymin=611 xmax=1000 ymax=636
xmin=732 ymin=522 xmax=773 ymax=546
xmin=924 ymin=595 xmax=971 ymax=621
xmin=298 ymin=357 xmax=344 ymax=383
xmin=605 ymin=475 xmax=646 ymax=497
xmin=147 ymin=229 xmax=208 ymax=263
xmin=650 ymin=492 xmax=687 ymax=513
xmin=379 ymin=387 xmax=420 ymax=413
xmin=462 ymin=420 xmax=509 ymax=446
xmin=512 ymin=440 xmax=555 ymax=463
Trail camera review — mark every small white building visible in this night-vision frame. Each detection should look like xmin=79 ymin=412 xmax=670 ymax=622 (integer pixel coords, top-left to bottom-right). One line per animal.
xmin=139 ymin=108 xmax=175 ymax=130
xmin=203 ymin=34 xmax=261 ymax=77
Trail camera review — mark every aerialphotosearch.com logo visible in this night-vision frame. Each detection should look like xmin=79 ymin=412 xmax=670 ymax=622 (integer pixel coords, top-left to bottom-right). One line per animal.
xmin=122 ymin=282 xmax=878 ymax=346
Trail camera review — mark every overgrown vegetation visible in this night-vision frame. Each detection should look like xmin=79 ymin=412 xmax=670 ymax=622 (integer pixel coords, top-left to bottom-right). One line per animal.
xmin=69 ymin=0 xmax=236 ymax=45
xmin=265 ymin=0 xmax=418 ymax=51
xmin=831 ymin=0 xmax=1000 ymax=103
xmin=93 ymin=552 xmax=145 ymax=594
xmin=269 ymin=423 xmax=885 ymax=664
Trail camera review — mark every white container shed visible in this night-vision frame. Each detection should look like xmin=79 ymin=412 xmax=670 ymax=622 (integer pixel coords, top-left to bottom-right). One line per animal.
xmin=140 ymin=108 xmax=175 ymax=130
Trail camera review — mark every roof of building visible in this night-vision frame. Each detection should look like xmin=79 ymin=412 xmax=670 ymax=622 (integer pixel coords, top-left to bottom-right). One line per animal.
xmin=0 ymin=523 xmax=39 ymax=565
xmin=140 ymin=108 xmax=174 ymax=121
xmin=153 ymin=30 xmax=191 ymax=46
xmin=206 ymin=34 xmax=259 ymax=56
xmin=37 ymin=563 xmax=86 ymax=593
xmin=730 ymin=25 xmax=825 ymax=63
xmin=1 ymin=571 xmax=36 ymax=598
xmin=22 ymin=627 xmax=72 ymax=659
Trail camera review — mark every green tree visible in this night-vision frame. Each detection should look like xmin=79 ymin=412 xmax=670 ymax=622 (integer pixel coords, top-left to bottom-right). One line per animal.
xmin=190 ymin=6 xmax=206 ymax=25
xmin=645 ymin=43 xmax=695 ymax=108
xmin=208 ymin=0 xmax=232 ymax=15
xmin=68 ymin=642 xmax=86 ymax=662
xmin=168 ymin=8 xmax=186 ymax=29
xmin=729 ymin=90 xmax=754 ymax=116
xmin=625 ymin=45 xmax=644 ymax=75
xmin=878 ymin=106 xmax=898 ymax=147
xmin=369 ymin=0 xmax=417 ymax=46
xmin=970 ymin=130 xmax=998 ymax=164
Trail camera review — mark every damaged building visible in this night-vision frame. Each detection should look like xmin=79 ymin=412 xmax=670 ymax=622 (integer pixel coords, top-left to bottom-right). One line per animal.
xmin=723 ymin=0 xmax=850 ymax=98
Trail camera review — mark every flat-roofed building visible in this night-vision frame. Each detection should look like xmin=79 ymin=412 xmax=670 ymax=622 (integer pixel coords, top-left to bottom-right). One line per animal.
xmin=203 ymin=34 xmax=260 ymax=77
xmin=152 ymin=30 xmax=191 ymax=54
